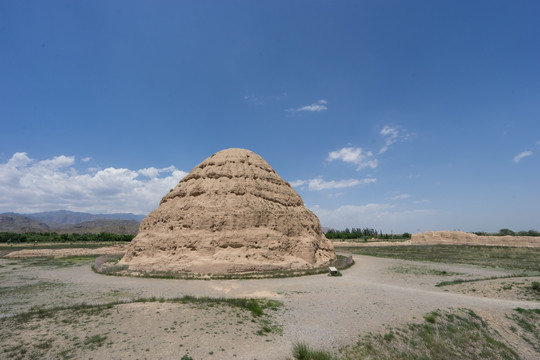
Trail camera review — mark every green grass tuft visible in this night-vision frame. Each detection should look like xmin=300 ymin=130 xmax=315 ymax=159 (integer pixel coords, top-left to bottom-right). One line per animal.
xmin=292 ymin=342 xmax=334 ymax=360
xmin=424 ymin=314 xmax=436 ymax=324
xmin=84 ymin=334 xmax=107 ymax=348
xmin=509 ymin=308 xmax=540 ymax=352
xmin=248 ymin=298 xmax=263 ymax=317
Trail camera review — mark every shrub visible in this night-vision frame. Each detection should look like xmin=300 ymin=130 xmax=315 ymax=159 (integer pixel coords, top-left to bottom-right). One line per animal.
xmin=84 ymin=334 xmax=107 ymax=348
xmin=424 ymin=313 xmax=437 ymax=323
xmin=248 ymin=298 xmax=263 ymax=317
xmin=292 ymin=342 xmax=333 ymax=360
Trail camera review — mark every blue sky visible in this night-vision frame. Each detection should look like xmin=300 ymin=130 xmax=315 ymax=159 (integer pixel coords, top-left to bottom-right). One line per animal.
xmin=1 ymin=1 xmax=539 ymax=233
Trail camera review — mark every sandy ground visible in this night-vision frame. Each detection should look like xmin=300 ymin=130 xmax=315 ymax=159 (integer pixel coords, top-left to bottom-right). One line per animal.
xmin=1 ymin=253 xmax=539 ymax=359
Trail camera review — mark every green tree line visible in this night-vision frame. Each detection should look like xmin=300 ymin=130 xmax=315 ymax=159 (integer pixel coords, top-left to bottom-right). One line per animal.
xmin=324 ymin=228 xmax=411 ymax=240
xmin=0 ymin=232 xmax=135 ymax=243
xmin=473 ymin=229 xmax=540 ymax=237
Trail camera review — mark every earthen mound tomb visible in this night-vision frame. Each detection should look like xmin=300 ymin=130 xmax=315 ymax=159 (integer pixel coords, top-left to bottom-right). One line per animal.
xmin=119 ymin=148 xmax=336 ymax=274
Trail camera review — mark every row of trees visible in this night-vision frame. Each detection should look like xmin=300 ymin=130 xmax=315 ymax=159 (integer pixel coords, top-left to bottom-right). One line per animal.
xmin=3 ymin=228 xmax=536 ymax=244
xmin=0 ymin=232 xmax=135 ymax=243
xmin=473 ymin=229 xmax=540 ymax=237
xmin=324 ymin=228 xmax=411 ymax=240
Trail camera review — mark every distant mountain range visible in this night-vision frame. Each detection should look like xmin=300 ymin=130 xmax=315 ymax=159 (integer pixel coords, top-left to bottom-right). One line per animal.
xmin=0 ymin=210 xmax=145 ymax=235
xmin=19 ymin=210 xmax=145 ymax=224
xmin=0 ymin=210 xmax=332 ymax=236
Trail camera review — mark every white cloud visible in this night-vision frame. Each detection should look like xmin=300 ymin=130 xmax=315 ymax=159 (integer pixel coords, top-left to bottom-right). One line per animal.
xmin=8 ymin=152 xmax=33 ymax=167
xmin=244 ymin=91 xmax=287 ymax=105
xmin=138 ymin=166 xmax=176 ymax=178
xmin=243 ymin=93 xmax=263 ymax=105
xmin=379 ymin=125 xmax=401 ymax=154
xmin=380 ymin=125 xmax=398 ymax=138
xmin=357 ymin=159 xmax=378 ymax=170
xmin=328 ymin=147 xmax=364 ymax=163
xmin=328 ymin=125 xmax=409 ymax=172
xmin=290 ymin=176 xmax=376 ymax=191
xmin=289 ymin=180 xmax=307 ymax=187
xmin=391 ymin=193 xmax=411 ymax=200
xmin=513 ymin=150 xmax=533 ymax=163
xmin=0 ymin=152 xmax=187 ymax=214
xmin=287 ymin=99 xmax=328 ymax=112
xmin=327 ymin=147 xmax=378 ymax=170
xmin=308 ymin=177 xmax=362 ymax=191
xmin=82 ymin=157 xmax=91 ymax=162
xmin=298 ymin=104 xmax=327 ymax=112
xmin=38 ymin=155 xmax=75 ymax=169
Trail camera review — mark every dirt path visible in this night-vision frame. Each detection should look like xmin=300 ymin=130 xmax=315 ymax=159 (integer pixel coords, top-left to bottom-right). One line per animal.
xmin=1 ymin=255 xmax=539 ymax=359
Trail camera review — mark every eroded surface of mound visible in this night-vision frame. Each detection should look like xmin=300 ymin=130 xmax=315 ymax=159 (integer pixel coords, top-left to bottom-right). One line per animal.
xmin=120 ymin=148 xmax=335 ymax=273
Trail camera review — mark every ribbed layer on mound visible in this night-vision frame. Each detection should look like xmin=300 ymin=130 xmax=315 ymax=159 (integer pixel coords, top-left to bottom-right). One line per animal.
xmin=120 ymin=148 xmax=335 ymax=273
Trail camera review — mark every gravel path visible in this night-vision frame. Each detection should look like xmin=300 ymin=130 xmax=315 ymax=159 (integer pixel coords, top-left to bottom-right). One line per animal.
xmin=1 ymin=254 xmax=539 ymax=359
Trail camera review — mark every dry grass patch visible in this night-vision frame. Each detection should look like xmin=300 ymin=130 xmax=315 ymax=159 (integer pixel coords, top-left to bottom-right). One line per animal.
xmin=338 ymin=308 xmax=521 ymax=360
xmin=0 ymin=296 xmax=284 ymax=359
xmin=288 ymin=308 xmax=536 ymax=360
xmin=343 ymin=245 xmax=540 ymax=273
